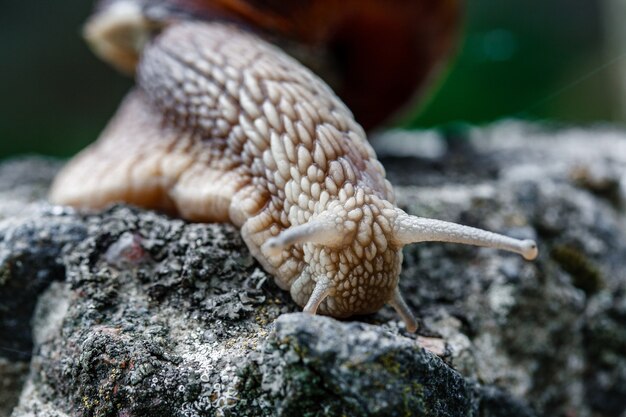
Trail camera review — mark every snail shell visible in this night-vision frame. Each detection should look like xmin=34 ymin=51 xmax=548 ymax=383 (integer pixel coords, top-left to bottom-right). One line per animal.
xmin=85 ymin=0 xmax=462 ymax=129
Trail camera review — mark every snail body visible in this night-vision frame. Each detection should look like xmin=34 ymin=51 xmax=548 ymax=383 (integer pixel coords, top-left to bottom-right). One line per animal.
xmin=50 ymin=1 xmax=536 ymax=332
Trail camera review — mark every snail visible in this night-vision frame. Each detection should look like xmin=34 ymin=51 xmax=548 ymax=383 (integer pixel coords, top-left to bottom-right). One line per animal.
xmin=50 ymin=0 xmax=537 ymax=333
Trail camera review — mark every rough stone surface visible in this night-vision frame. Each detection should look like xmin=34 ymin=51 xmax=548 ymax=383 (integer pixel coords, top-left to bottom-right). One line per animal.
xmin=1 ymin=122 xmax=626 ymax=417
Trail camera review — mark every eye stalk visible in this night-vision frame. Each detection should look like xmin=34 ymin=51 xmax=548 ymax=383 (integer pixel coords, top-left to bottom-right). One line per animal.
xmin=393 ymin=210 xmax=538 ymax=261
xmin=263 ymin=204 xmax=357 ymax=256
xmin=265 ymin=207 xmax=538 ymax=261
xmin=263 ymin=218 xmax=343 ymax=256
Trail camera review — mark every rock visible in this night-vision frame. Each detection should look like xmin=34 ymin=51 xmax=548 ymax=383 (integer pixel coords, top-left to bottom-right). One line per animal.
xmin=1 ymin=122 xmax=626 ymax=417
xmin=0 ymin=359 xmax=29 ymax=417
xmin=238 ymin=314 xmax=476 ymax=417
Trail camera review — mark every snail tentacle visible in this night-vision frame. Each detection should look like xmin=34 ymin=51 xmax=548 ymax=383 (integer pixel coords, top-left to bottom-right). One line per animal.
xmin=389 ymin=287 xmax=418 ymax=333
xmin=263 ymin=219 xmax=340 ymax=256
xmin=394 ymin=210 xmax=538 ymax=260
xmin=303 ymin=276 xmax=333 ymax=315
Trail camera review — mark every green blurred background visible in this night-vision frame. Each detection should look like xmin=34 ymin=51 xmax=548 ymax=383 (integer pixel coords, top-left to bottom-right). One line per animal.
xmin=0 ymin=0 xmax=624 ymax=160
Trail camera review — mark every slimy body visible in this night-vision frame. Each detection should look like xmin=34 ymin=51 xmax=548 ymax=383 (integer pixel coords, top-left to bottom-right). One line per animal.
xmin=50 ymin=5 xmax=537 ymax=332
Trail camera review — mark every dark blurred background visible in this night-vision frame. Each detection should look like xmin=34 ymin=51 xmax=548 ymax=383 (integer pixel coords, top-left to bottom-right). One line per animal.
xmin=0 ymin=0 xmax=624 ymax=160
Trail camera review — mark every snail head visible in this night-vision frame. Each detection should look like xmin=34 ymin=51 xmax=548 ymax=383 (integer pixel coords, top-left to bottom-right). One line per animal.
xmin=263 ymin=190 xmax=537 ymax=333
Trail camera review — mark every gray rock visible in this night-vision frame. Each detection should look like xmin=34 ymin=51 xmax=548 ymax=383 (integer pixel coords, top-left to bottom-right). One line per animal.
xmin=238 ymin=314 xmax=477 ymax=417
xmin=0 ymin=359 xmax=29 ymax=417
xmin=1 ymin=122 xmax=625 ymax=417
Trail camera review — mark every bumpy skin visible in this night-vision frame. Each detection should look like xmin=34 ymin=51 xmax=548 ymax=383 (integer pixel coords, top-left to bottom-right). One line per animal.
xmin=53 ymin=22 xmax=400 ymax=317
xmin=51 ymin=20 xmax=537 ymax=329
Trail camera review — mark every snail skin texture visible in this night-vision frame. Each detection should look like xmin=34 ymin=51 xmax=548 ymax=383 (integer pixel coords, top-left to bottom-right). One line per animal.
xmin=50 ymin=9 xmax=537 ymax=333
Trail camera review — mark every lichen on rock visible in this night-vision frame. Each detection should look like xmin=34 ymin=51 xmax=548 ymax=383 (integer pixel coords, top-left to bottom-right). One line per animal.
xmin=1 ymin=122 xmax=626 ymax=417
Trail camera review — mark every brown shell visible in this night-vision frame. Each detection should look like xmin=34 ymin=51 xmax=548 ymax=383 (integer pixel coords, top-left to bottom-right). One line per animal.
xmin=146 ymin=0 xmax=463 ymax=130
